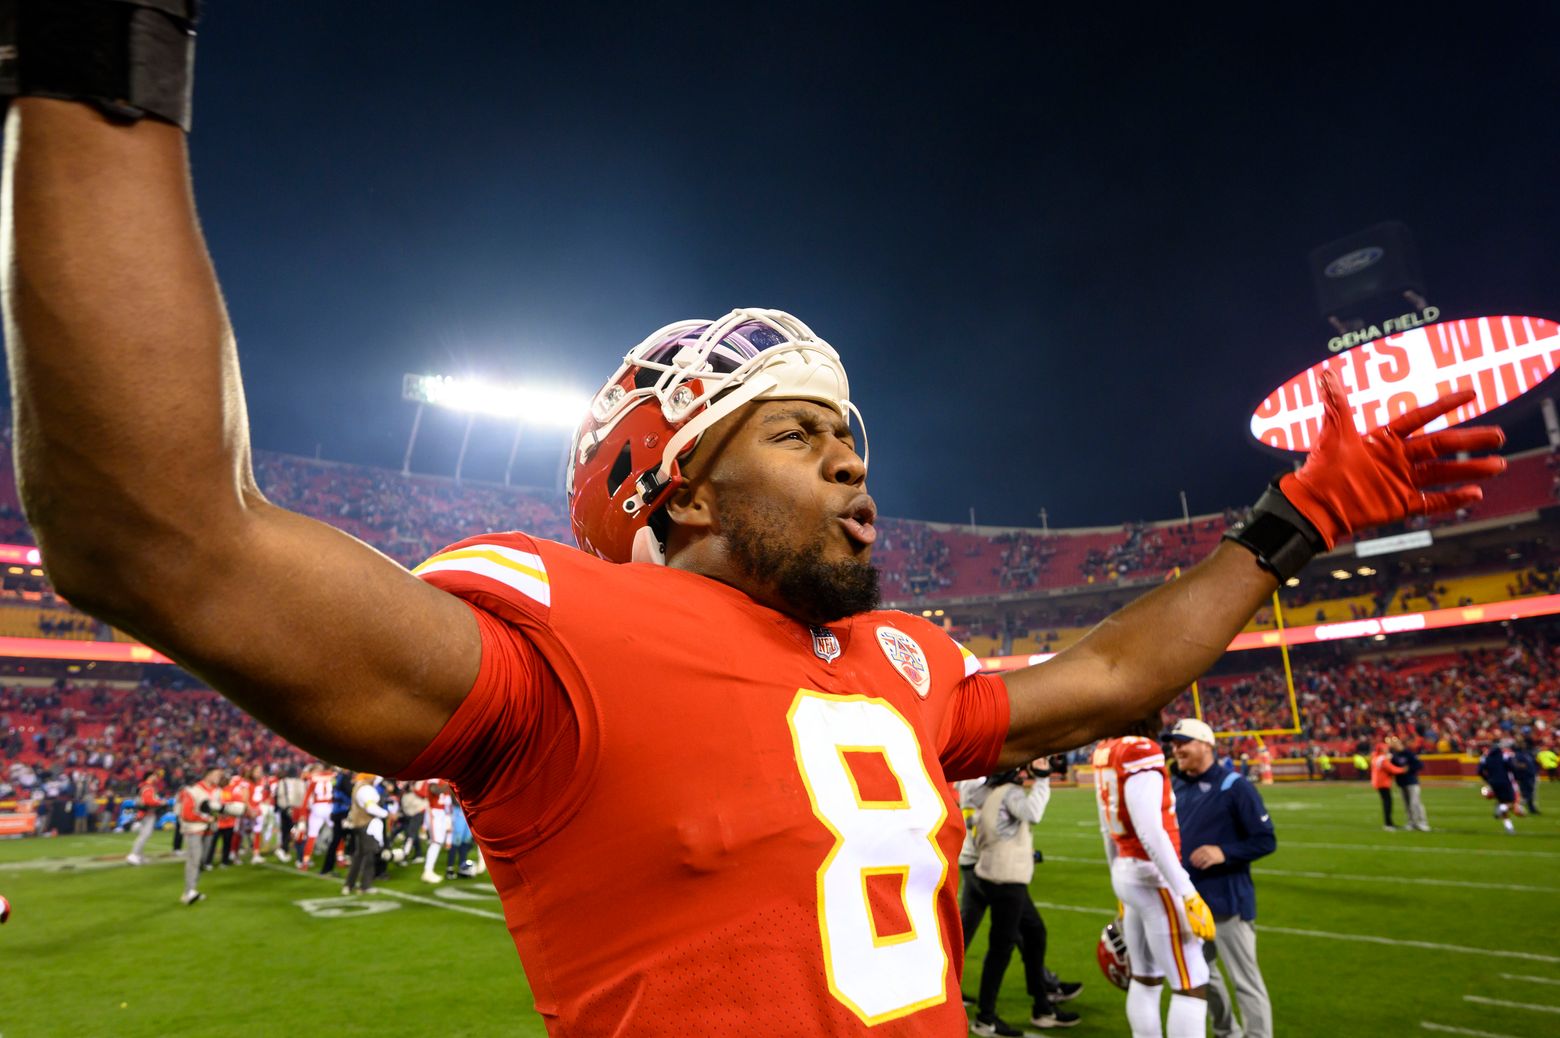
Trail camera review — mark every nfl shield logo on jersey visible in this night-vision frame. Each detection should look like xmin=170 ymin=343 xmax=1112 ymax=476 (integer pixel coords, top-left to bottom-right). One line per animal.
xmin=810 ymin=626 xmax=842 ymax=663
xmin=876 ymin=626 xmax=931 ymax=697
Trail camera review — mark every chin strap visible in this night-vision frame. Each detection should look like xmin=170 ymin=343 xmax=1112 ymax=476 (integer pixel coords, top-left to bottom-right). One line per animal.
xmin=629 ymin=525 xmax=666 ymax=566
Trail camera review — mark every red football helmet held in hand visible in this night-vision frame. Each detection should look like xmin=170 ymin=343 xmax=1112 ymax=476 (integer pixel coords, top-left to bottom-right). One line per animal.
xmin=1096 ymin=920 xmax=1130 ymax=991
xmin=1280 ymin=371 xmax=1506 ymax=549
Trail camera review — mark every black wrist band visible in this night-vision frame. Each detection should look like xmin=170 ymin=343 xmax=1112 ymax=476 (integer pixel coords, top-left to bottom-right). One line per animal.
xmin=0 ymin=0 xmax=200 ymax=131
xmin=1221 ymin=480 xmax=1328 ymax=582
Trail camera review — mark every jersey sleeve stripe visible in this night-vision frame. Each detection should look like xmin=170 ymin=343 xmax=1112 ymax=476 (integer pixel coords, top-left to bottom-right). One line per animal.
xmin=958 ymin=644 xmax=981 ymax=678
xmin=414 ymin=545 xmax=551 ymax=606
xmin=1121 ymin=755 xmax=1166 ymax=773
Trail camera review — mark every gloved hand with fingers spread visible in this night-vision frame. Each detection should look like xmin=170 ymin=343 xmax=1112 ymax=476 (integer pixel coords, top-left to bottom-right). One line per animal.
xmin=1225 ymin=371 xmax=1506 ymax=581
xmin=1183 ymin=892 xmax=1217 ymax=941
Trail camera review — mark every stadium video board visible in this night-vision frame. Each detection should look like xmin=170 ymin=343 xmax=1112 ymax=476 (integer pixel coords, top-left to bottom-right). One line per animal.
xmin=1250 ymin=315 xmax=1560 ymax=452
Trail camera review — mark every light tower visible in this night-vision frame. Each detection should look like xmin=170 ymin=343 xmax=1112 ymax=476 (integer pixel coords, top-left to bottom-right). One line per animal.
xmin=400 ymin=373 xmax=587 ymax=485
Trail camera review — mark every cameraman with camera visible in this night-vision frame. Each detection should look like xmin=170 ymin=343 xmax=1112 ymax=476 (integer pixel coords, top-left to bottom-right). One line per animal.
xmin=968 ymin=756 xmax=1082 ymax=1034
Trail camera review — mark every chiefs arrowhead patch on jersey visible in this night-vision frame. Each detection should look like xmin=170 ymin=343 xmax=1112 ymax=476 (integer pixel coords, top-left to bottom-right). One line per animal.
xmin=876 ymin=626 xmax=931 ymax=697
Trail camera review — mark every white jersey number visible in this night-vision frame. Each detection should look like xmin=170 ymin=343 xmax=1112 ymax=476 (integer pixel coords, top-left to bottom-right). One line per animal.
xmin=787 ymin=690 xmax=950 ymax=1025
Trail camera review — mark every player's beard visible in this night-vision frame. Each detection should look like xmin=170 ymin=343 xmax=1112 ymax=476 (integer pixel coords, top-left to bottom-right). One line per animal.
xmin=722 ymin=501 xmax=880 ymax=624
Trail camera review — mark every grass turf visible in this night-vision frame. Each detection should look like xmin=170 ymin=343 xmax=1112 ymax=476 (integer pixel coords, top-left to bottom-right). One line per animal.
xmin=0 ymin=780 xmax=1555 ymax=1036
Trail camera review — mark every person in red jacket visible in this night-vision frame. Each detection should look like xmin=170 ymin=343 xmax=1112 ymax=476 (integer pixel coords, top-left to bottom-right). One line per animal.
xmin=124 ymin=768 xmax=164 ymax=865
xmin=1369 ymin=741 xmax=1407 ymax=830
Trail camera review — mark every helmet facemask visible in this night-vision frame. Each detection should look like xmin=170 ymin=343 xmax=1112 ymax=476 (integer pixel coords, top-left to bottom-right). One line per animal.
xmin=568 ymin=308 xmax=866 ymax=565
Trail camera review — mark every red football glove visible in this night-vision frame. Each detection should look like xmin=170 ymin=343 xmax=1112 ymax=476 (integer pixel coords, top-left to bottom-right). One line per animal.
xmin=1279 ymin=371 xmax=1506 ymax=549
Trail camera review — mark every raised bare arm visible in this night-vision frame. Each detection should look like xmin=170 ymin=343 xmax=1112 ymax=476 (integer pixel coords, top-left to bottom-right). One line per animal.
xmin=1 ymin=99 xmax=480 ymax=773
xmin=997 ymin=542 xmax=1274 ymax=762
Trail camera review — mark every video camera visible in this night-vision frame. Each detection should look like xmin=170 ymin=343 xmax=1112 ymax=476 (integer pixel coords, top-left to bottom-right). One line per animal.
xmin=1021 ymin=754 xmax=1069 ymax=781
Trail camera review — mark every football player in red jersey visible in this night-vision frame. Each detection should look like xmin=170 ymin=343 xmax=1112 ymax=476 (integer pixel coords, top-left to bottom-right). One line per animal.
xmin=299 ymin=765 xmax=338 ymax=870
xmin=1094 ymin=715 xmax=1214 ymax=1038
xmin=1 ymin=11 xmax=1506 ymax=1035
xmin=246 ymin=765 xmax=276 ymax=863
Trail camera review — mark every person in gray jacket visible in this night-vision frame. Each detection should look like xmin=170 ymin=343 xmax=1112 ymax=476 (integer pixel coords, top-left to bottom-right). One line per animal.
xmin=968 ymin=760 xmax=1081 ymax=1035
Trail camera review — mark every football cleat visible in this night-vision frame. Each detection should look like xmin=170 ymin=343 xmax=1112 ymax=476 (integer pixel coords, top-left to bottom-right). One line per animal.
xmin=568 ymin=309 xmax=863 ymax=564
xmin=1097 ymin=920 xmax=1130 ymax=991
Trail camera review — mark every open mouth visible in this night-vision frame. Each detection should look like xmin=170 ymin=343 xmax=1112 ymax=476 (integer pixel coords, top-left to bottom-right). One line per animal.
xmin=838 ymin=496 xmax=878 ymax=548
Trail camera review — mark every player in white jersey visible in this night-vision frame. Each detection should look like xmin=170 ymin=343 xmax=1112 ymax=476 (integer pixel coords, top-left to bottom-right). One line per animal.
xmin=298 ymin=765 xmax=338 ymax=869
xmin=419 ymin=779 xmax=454 ymax=884
xmin=1093 ymin=716 xmax=1216 ymax=1038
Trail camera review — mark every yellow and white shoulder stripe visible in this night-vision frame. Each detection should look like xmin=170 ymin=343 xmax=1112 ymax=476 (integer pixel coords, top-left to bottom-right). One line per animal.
xmin=957 ymin=643 xmax=982 ymax=678
xmin=413 ymin=543 xmax=551 ymax=607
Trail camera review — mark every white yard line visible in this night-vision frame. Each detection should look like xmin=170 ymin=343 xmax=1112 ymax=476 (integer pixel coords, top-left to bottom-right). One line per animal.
xmin=1420 ymin=1023 xmax=1523 ymax=1037
xmin=0 ymin=853 xmax=180 ymax=873
xmin=1039 ymin=855 xmax=1560 ymax=894
xmin=1499 ymin=974 xmax=1560 ymax=986
xmin=1029 ymin=900 xmax=1560 ymax=965
xmin=1463 ymin=995 xmax=1560 ymax=1015
xmin=259 ymin=862 xmax=506 ymax=922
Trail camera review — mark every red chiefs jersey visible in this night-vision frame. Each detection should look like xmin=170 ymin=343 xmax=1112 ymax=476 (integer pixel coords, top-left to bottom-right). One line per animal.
xmin=398 ymin=532 xmax=1009 ymax=1036
xmin=218 ymin=777 xmax=249 ymax=829
xmin=1092 ymin=736 xmax=1181 ymax=861
xmin=305 ymin=770 xmax=335 ymax=807
xmin=136 ymin=778 xmax=162 ymax=815
xmin=248 ymin=778 xmax=272 ymax=811
xmin=418 ymin=781 xmax=452 ymax=813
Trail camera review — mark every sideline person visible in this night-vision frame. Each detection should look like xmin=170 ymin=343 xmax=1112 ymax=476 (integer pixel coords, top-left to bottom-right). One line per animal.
xmin=125 ymin=769 xmax=164 ymax=865
xmin=1167 ymin=718 xmax=1276 ymax=1038
xmin=1095 ymin=714 xmax=1216 ymax=1038
xmin=1386 ymin=735 xmax=1429 ymax=831
xmin=968 ymin=760 xmax=1080 ymax=1034
xmin=175 ymin=768 xmax=223 ymax=905
xmin=1369 ymin=741 xmax=1406 ymax=830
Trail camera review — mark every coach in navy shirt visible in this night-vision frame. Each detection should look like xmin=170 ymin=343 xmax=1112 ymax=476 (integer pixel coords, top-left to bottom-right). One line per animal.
xmin=1166 ymin=718 xmax=1276 ymax=1038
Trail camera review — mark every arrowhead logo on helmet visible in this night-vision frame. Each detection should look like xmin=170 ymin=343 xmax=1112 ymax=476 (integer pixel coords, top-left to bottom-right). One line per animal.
xmin=567 ymin=308 xmax=866 ymax=565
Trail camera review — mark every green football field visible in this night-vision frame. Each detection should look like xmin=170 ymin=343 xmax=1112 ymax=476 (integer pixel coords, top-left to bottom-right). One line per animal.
xmin=0 ymin=780 xmax=1555 ymax=1037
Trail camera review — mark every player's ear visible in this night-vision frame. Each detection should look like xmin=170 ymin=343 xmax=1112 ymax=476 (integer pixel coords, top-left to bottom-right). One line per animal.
xmin=664 ymin=480 xmax=715 ymax=532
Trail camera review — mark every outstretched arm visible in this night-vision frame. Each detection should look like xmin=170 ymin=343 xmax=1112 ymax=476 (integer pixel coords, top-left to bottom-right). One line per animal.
xmin=1 ymin=99 xmax=480 ymax=773
xmin=999 ymin=541 xmax=1274 ymax=762
xmin=994 ymin=372 xmax=1505 ymax=764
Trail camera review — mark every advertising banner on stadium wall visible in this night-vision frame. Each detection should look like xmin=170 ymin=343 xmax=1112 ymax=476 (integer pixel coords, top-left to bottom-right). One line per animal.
xmin=1250 ymin=315 xmax=1560 ymax=452
xmin=0 ymin=813 xmax=36 ymax=836
xmin=0 ymin=636 xmax=172 ymax=665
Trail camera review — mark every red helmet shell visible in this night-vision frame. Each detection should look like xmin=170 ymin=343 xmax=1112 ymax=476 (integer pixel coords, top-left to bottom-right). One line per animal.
xmin=568 ymin=369 xmax=705 ymax=564
xmin=1096 ymin=921 xmax=1130 ymax=991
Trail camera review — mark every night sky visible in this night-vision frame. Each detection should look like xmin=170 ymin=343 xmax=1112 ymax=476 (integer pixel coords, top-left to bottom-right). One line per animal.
xmin=161 ymin=5 xmax=1560 ymax=528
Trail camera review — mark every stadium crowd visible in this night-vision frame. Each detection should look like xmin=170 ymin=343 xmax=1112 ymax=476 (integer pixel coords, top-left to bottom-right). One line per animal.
xmin=5 ymin=621 xmax=1556 ymax=835
xmin=1180 ymin=627 xmax=1559 ymax=763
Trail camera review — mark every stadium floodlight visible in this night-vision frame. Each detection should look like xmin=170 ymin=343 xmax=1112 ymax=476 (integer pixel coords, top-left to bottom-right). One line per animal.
xmin=401 ymin=373 xmax=587 ymax=426
xmin=401 ymin=373 xmax=590 ymax=484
